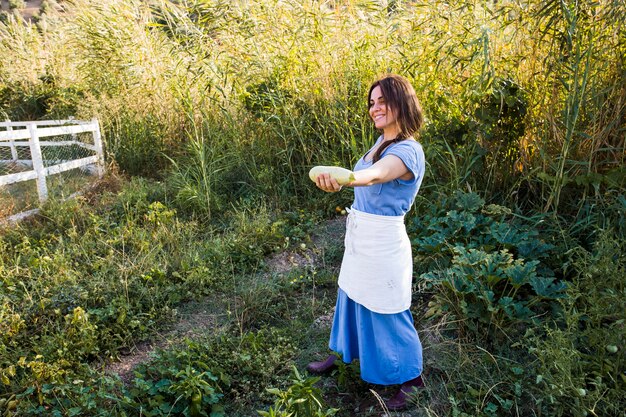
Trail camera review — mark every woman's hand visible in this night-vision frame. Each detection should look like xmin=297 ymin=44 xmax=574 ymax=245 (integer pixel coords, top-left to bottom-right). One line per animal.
xmin=315 ymin=172 xmax=343 ymax=192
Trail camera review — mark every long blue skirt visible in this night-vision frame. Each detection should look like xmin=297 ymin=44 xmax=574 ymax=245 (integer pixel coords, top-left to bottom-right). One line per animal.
xmin=329 ymin=288 xmax=423 ymax=385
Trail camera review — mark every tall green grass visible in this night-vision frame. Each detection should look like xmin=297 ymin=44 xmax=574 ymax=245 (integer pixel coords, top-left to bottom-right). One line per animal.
xmin=2 ymin=0 xmax=623 ymax=217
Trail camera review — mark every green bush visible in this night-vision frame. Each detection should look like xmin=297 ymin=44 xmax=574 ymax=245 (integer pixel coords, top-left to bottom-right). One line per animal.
xmin=411 ymin=193 xmax=624 ymax=416
xmin=422 ymin=245 xmax=566 ymax=341
xmin=8 ymin=0 xmax=25 ymax=10
xmin=411 ymin=191 xmax=566 ymax=344
xmin=123 ymin=363 xmax=223 ymax=417
xmin=528 ymin=230 xmax=625 ymax=416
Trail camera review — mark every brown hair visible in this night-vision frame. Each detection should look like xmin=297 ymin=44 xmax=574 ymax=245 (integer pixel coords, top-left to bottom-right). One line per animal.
xmin=368 ymin=74 xmax=424 ymax=162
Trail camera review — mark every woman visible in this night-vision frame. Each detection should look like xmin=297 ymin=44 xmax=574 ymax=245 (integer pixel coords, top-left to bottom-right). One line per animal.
xmin=307 ymin=74 xmax=426 ymax=411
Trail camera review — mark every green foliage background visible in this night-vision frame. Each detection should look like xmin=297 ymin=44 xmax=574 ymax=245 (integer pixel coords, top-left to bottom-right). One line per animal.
xmin=0 ymin=0 xmax=624 ymax=416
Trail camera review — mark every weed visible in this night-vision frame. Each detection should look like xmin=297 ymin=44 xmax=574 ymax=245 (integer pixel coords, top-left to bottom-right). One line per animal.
xmin=527 ymin=230 xmax=625 ymax=416
xmin=259 ymin=366 xmax=338 ymax=417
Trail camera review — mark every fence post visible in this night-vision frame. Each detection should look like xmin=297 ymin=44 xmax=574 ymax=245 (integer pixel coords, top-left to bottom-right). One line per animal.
xmin=68 ymin=116 xmax=78 ymax=142
xmin=4 ymin=119 xmax=18 ymax=162
xmin=28 ymin=123 xmax=48 ymax=202
xmin=92 ymin=118 xmax=105 ymax=178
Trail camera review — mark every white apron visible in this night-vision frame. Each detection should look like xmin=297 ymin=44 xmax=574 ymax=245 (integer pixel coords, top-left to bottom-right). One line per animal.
xmin=337 ymin=207 xmax=413 ymax=314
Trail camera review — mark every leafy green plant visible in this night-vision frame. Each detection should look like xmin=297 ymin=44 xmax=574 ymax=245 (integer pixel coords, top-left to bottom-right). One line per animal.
xmin=123 ymin=363 xmax=223 ymax=417
xmin=411 ymin=191 xmax=566 ymax=343
xmin=411 ymin=191 xmax=556 ymax=272
xmin=332 ymin=357 xmax=363 ymax=393
xmin=423 ymin=245 xmax=566 ymax=339
xmin=258 ymin=366 xmax=338 ymax=417
xmin=206 ymin=329 xmax=297 ymax=406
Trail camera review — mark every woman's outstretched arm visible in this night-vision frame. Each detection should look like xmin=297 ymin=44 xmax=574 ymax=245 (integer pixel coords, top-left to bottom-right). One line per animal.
xmin=314 ymin=155 xmax=410 ymax=192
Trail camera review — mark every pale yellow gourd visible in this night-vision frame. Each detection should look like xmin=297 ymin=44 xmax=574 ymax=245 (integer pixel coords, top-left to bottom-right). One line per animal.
xmin=308 ymin=166 xmax=355 ymax=185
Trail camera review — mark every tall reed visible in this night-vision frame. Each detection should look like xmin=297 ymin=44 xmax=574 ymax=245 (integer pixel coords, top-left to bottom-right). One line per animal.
xmin=527 ymin=1 xmax=626 ymax=214
xmin=0 ymin=0 xmax=623 ymax=217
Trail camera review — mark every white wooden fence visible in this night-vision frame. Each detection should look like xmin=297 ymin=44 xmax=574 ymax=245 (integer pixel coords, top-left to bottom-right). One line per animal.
xmin=0 ymin=118 xmax=104 ymax=209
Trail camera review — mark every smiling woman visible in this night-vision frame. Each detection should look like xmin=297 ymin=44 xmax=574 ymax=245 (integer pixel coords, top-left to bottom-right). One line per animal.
xmin=308 ymin=74 xmax=426 ymax=411
xmin=367 ymin=75 xmax=424 ymax=165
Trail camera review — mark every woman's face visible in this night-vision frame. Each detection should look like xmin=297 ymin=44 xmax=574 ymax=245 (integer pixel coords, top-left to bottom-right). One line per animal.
xmin=369 ymin=85 xmax=398 ymax=134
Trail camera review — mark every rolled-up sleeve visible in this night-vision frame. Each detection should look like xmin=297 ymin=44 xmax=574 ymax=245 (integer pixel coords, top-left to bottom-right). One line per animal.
xmin=385 ymin=141 xmax=425 ymax=186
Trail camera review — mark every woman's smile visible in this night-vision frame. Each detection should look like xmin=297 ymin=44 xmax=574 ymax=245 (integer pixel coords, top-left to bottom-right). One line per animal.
xmin=369 ymin=85 xmax=399 ymax=137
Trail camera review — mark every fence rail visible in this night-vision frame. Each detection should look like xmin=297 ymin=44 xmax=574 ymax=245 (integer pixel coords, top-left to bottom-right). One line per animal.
xmin=0 ymin=119 xmax=104 ymax=219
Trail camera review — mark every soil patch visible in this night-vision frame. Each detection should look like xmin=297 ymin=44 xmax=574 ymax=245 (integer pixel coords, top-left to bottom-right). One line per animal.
xmin=266 ymin=215 xmax=346 ymax=274
xmin=104 ymin=298 xmax=229 ymax=384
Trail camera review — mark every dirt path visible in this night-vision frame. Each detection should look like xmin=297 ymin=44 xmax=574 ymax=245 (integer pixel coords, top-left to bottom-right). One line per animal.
xmin=104 ymin=216 xmax=346 ymax=383
xmin=102 ymin=299 xmax=230 ymax=383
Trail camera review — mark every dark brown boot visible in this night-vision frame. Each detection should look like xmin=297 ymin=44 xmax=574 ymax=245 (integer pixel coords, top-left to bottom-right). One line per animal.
xmin=306 ymin=354 xmax=339 ymax=374
xmin=385 ymin=375 xmax=424 ymax=411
